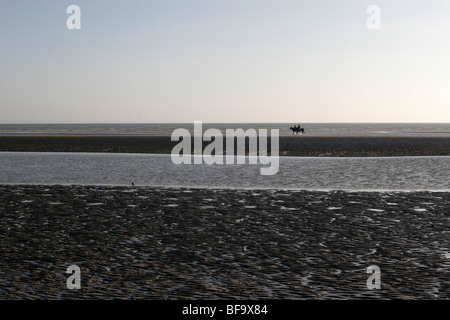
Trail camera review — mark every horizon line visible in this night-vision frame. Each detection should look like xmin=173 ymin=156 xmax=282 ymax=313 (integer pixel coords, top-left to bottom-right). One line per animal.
xmin=1 ymin=122 xmax=450 ymax=125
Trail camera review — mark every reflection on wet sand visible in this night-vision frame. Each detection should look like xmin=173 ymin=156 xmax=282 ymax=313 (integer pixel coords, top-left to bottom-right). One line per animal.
xmin=0 ymin=185 xmax=448 ymax=299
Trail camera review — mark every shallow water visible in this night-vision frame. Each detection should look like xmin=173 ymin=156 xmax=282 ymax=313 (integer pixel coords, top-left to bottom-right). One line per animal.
xmin=0 ymin=152 xmax=449 ymax=191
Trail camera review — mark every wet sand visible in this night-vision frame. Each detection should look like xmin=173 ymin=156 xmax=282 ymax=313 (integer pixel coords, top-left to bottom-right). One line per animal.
xmin=1 ymin=134 xmax=449 ymax=300
xmin=0 ymin=134 xmax=450 ymax=156
xmin=0 ymin=185 xmax=449 ymax=299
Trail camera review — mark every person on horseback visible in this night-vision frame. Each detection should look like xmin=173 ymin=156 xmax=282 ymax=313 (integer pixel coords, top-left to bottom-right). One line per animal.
xmin=290 ymin=124 xmax=305 ymax=134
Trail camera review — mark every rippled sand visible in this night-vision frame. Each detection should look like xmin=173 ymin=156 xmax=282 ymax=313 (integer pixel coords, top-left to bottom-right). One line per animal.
xmin=0 ymin=185 xmax=449 ymax=299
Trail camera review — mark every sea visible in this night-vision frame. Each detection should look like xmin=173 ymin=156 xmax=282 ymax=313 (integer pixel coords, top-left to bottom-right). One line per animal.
xmin=0 ymin=123 xmax=449 ymax=191
xmin=0 ymin=122 xmax=449 ymax=136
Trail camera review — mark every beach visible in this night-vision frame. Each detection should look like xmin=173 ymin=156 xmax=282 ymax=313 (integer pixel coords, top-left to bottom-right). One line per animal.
xmin=0 ymin=185 xmax=449 ymax=299
xmin=0 ymin=134 xmax=450 ymax=157
xmin=0 ymin=133 xmax=449 ymax=300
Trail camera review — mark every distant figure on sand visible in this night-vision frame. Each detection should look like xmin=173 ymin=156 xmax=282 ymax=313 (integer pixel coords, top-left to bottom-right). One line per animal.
xmin=290 ymin=125 xmax=305 ymax=135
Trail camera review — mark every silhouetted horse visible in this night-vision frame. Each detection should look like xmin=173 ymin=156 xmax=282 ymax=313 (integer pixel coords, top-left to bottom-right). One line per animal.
xmin=290 ymin=126 xmax=305 ymax=135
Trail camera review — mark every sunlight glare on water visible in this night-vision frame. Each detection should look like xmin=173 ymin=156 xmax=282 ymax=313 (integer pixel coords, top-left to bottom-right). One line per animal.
xmin=0 ymin=153 xmax=449 ymax=191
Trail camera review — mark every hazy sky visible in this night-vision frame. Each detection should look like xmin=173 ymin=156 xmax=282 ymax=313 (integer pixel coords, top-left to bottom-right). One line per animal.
xmin=1 ymin=0 xmax=450 ymax=123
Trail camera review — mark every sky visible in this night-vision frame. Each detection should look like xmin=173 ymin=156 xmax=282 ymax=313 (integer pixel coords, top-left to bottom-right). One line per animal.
xmin=1 ymin=0 xmax=450 ymax=123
